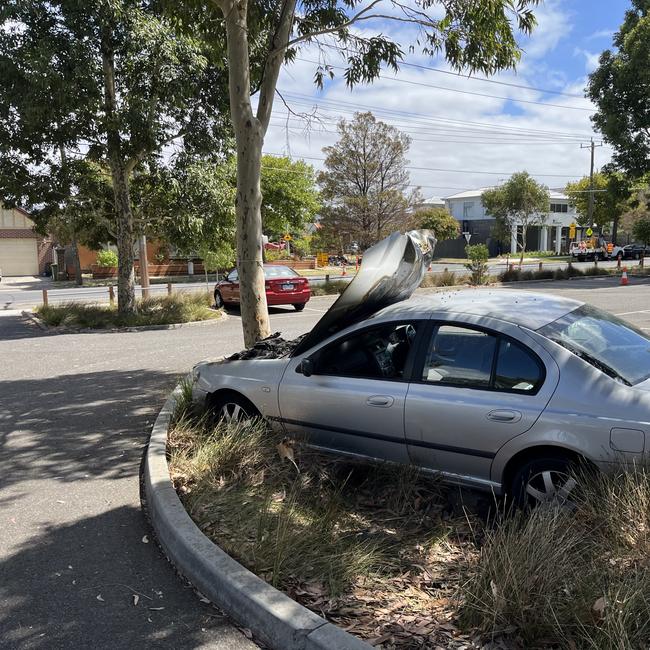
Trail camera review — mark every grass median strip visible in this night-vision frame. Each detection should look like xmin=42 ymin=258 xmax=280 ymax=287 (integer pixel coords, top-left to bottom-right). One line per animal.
xmin=168 ymin=406 xmax=650 ymax=649
xmin=35 ymin=292 xmax=221 ymax=329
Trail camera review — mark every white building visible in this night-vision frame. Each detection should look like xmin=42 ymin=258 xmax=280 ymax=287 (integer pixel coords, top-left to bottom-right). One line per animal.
xmin=444 ymin=188 xmax=577 ymax=254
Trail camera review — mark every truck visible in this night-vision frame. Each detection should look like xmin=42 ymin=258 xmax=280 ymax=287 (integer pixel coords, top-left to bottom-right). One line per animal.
xmin=569 ymin=236 xmax=625 ymax=262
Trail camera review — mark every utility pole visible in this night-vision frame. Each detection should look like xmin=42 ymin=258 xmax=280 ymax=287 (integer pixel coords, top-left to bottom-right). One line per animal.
xmin=580 ymin=138 xmax=603 ymax=232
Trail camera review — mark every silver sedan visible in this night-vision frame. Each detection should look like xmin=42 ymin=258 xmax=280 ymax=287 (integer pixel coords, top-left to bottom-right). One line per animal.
xmin=192 ymin=232 xmax=650 ymax=506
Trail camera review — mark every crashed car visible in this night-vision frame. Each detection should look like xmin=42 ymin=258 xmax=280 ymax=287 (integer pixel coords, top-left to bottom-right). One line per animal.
xmin=192 ymin=229 xmax=650 ymax=506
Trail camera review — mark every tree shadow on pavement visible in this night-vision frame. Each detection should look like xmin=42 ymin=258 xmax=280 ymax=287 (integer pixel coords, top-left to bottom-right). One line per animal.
xmin=0 ymin=505 xmax=252 ymax=649
xmin=0 ymin=369 xmax=179 ymax=492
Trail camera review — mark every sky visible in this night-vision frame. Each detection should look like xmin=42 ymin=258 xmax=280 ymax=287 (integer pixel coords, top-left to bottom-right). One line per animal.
xmin=261 ymin=0 xmax=631 ymax=202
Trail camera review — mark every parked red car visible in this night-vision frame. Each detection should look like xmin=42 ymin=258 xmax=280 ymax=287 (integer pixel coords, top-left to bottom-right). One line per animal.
xmin=214 ymin=265 xmax=311 ymax=311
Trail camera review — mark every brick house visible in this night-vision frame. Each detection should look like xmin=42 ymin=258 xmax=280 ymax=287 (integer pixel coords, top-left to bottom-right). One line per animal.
xmin=0 ymin=205 xmax=54 ymax=276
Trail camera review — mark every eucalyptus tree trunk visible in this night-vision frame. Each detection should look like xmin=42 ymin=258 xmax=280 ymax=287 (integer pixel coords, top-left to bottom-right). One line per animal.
xmin=220 ymin=0 xmax=296 ymax=347
xmin=101 ymin=24 xmax=136 ymax=315
xmin=71 ymin=235 xmax=82 ymax=286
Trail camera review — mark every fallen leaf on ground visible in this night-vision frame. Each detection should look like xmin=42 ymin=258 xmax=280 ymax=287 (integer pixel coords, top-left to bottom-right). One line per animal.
xmin=592 ymin=596 xmax=607 ymax=619
xmin=142 ymin=535 xmax=149 ymax=543
xmin=148 ymin=606 xmax=165 ymax=611
xmin=96 ymin=594 xmax=104 ymax=602
xmin=276 ymin=439 xmax=299 ymax=472
xmin=133 ymin=595 xmax=139 ymax=606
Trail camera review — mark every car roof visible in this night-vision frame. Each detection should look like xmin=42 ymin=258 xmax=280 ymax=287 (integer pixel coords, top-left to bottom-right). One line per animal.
xmin=371 ymin=289 xmax=583 ymax=330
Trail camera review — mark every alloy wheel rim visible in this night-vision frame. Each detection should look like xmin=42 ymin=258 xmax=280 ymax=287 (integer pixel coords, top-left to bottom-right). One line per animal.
xmin=525 ymin=470 xmax=577 ymax=506
xmin=219 ymin=402 xmax=248 ymax=423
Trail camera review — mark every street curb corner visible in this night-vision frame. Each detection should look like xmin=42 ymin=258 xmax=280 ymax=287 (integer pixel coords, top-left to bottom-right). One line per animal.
xmin=144 ymin=384 xmax=372 ymax=650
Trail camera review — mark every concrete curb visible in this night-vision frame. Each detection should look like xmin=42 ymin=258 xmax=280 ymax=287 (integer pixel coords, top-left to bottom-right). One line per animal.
xmin=144 ymin=385 xmax=371 ymax=650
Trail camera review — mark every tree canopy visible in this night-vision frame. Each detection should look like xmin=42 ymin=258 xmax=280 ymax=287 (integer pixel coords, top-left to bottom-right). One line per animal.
xmin=587 ymin=0 xmax=650 ymax=176
xmin=414 ymin=206 xmax=459 ymax=242
xmin=482 ymin=172 xmax=549 ymax=264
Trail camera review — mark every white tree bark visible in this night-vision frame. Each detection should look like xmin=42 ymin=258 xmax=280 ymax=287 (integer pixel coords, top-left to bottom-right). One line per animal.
xmin=219 ymin=0 xmax=296 ymax=347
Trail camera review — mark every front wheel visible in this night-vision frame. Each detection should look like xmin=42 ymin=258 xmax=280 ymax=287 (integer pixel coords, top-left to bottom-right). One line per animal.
xmin=510 ymin=457 xmax=577 ymax=509
xmin=293 ymin=303 xmax=306 ymax=311
xmin=214 ymin=290 xmax=224 ymax=309
xmin=210 ymin=393 xmax=258 ymax=424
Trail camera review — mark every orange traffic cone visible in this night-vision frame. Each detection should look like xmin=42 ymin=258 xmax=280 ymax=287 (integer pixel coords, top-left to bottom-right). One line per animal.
xmin=621 ymin=266 xmax=629 ymax=286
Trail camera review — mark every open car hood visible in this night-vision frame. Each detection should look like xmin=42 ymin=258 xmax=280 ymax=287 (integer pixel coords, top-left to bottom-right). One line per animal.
xmin=292 ymin=229 xmax=437 ymax=356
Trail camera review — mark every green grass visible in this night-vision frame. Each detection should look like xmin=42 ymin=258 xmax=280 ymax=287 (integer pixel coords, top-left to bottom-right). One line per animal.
xmin=36 ymin=292 xmax=221 ymax=329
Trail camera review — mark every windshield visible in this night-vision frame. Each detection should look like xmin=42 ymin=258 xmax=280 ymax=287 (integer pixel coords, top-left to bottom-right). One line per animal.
xmin=264 ymin=266 xmax=299 ymax=279
xmin=538 ymin=304 xmax=650 ymax=385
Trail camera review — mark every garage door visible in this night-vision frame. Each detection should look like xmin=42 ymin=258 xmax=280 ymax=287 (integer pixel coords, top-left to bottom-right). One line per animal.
xmin=0 ymin=239 xmax=39 ymax=276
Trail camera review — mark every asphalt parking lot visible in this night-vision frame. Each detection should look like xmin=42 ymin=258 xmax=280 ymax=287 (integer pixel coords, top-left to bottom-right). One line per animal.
xmin=1 ymin=275 xmax=649 ymax=648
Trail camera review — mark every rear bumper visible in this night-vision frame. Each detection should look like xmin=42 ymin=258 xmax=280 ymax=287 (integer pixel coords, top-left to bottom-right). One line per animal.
xmin=266 ymin=289 xmax=311 ymax=305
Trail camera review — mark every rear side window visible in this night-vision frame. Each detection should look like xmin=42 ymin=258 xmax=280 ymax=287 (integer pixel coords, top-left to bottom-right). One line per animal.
xmin=494 ymin=339 xmax=542 ymax=392
xmin=421 ymin=323 xmax=544 ymax=393
xmin=422 ymin=325 xmax=497 ymax=388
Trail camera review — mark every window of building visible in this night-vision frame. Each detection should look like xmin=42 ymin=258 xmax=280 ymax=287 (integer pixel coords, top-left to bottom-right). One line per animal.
xmin=463 ymin=202 xmax=474 ymax=218
xmin=550 ymin=203 xmax=568 ymax=213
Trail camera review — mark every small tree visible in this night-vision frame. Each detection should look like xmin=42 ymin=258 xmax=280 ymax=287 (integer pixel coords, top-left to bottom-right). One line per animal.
xmin=464 ymin=244 xmax=489 ymax=285
xmin=482 ymin=172 xmax=550 ymax=266
xmin=625 ymin=187 xmax=650 ymax=245
xmin=414 ymin=206 xmax=459 ymax=241
xmin=202 ymin=0 xmax=540 ymax=346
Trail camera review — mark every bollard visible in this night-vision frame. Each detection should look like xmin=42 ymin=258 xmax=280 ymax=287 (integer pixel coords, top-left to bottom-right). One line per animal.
xmin=641 ymin=254 xmax=645 ymax=270
xmin=594 ymin=258 xmax=598 ymax=268
xmin=538 ymin=261 xmax=543 ymax=272
xmin=617 ymin=256 xmax=622 ymax=270
xmin=42 ymin=288 xmax=48 ymax=307
xmin=509 ymin=263 xmax=514 ymax=272
xmin=167 ymin=282 xmax=172 ymax=296
xmin=108 ymin=285 xmax=115 ymax=306
xmin=325 ymin=274 xmax=330 ymax=283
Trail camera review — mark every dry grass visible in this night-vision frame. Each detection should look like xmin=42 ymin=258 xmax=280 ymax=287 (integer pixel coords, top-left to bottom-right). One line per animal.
xmin=36 ymin=292 xmax=220 ymax=329
xmin=169 ymin=415 xmax=650 ymax=649
xmin=420 ymin=270 xmax=466 ymax=288
xmin=310 ymin=279 xmax=351 ymax=296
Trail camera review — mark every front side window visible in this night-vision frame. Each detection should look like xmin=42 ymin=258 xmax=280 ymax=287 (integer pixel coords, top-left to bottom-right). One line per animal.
xmin=227 ymin=269 xmax=239 ymax=282
xmin=315 ymin=322 xmax=420 ymax=380
xmin=538 ymin=305 xmax=650 ymax=385
xmin=422 ymin=324 xmax=544 ymax=392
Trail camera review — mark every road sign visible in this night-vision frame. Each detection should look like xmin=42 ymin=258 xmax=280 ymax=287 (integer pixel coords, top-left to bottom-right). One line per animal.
xmin=569 ymin=223 xmax=576 ymax=239
xmin=283 ymin=234 xmax=293 ymax=241
xmin=586 ymin=227 xmax=593 ymax=237
xmin=463 ymin=232 xmax=472 ymax=244
xmin=316 ymin=253 xmax=329 ymax=267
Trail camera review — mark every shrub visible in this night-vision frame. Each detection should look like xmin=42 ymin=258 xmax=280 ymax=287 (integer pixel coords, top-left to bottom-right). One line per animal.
xmin=464 ymin=244 xmax=489 ymax=285
xmin=310 ymin=280 xmax=349 ymax=296
xmin=96 ymin=249 xmax=118 ymax=267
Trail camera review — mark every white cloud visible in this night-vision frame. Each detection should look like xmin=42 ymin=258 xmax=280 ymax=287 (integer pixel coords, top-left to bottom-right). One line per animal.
xmin=574 ymin=47 xmax=600 ymax=73
xmin=519 ymin=0 xmax=573 ymax=59
xmin=587 ymin=29 xmax=615 ymax=41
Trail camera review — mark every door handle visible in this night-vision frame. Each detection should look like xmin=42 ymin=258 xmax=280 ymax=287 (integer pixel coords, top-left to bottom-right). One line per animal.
xmin=366 ymin=395 xmax=394 ymax=407
xmin=487 ymin=409 xmax=522 ymax=423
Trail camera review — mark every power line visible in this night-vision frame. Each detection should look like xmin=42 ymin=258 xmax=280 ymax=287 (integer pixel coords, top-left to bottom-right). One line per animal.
xmin=295 ymin=57 xmax=594 ymax=112
xmin=277 ymin=91 xmax=597 ymax=140
xmin=263 ymin=151 xmax=582 ymax=178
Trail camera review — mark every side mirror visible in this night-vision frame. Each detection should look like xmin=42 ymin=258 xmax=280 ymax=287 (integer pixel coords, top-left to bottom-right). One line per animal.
xmin=300 ymin=358 xmax=314 ymax=377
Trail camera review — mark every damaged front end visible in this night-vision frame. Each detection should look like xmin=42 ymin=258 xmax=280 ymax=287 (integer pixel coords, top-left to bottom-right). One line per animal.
xmin=224 ymin=229 xmax=436 ymax=361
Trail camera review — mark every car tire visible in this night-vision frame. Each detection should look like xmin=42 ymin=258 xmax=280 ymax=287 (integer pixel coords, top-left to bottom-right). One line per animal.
xmin=210 ymin=392 xmax=259 ymax=425
xmin=293 ymin=303 xmax=306 ymax=311
xmin=510 ymin=456 xmax=578 ymax=509
xmin=214 ymin=290 xmax=224 ymax=309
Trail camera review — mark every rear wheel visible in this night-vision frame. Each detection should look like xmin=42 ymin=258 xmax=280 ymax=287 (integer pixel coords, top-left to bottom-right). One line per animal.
xmin=510 ymin=456 xmax=578 ymax=509
xmin=293 ymin=303 xmax=306 ymax=311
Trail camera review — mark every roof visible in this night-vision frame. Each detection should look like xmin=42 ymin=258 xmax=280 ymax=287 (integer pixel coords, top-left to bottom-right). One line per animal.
xmin=373 ymin=289 xmax=583 ymax=330
xmin=444 ymin=188 xmax=570 ymax=202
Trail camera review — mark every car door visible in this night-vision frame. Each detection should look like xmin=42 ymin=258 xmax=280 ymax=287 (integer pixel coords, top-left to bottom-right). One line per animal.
xmin=221 ymin=269 xmax=240 ymax=303
xmin=278 ymin=321 xmax=424 ymax=464
xmin=404 ymin=321 xmax=558 ymax=486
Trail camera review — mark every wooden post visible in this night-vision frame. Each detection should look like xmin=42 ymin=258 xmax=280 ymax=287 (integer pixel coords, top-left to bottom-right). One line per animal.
xmin=325 ymin=274 xmax=330 ymax=283
xmin=42 ymin=289 xmax=48 ymax=306
xmin=139 ymin=234 xmax=150 ymax=298
xmin=108 ymin=285 xmax=115 ymax=306
xmin=167 ymin=282 xmax=172 ymax=296
xmin=538 ymin=261 xmax=543 ymax=272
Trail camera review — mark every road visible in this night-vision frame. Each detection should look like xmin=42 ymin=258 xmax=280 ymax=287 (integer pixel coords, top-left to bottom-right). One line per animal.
xmin=1 ymin=277 xmax=650 ymax=648
xmin=0 ymin=258 xmax=640 ymax=308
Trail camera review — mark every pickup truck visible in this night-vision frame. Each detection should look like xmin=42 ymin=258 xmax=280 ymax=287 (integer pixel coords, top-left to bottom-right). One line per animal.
xmin=570 ymin=239 xmax=625 ymax=262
